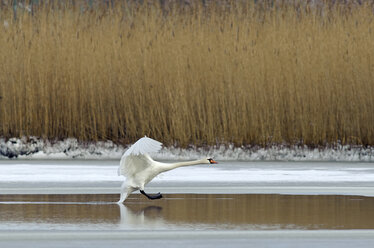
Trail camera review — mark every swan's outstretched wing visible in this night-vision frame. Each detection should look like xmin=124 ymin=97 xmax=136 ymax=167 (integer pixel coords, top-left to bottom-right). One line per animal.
xmin=118 ymin=136 xmax=163 ymax=177
xmin=123 ymin=136 xmax=162 ymax=157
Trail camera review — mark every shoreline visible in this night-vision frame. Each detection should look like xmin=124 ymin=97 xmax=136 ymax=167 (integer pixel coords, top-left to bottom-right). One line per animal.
xmin=1 ymin=137 xmax=374 ymax=161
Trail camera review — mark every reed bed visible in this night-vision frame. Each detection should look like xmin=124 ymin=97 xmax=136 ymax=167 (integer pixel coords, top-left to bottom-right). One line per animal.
xmin=0 ymin=1 xmax=374 ymax=147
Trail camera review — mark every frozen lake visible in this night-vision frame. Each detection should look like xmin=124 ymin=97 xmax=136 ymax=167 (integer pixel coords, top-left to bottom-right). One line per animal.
xmin=0 ymin=160 xmax=374 ymax=196
xmin=0 ymin=160 xmax=374 ymax=247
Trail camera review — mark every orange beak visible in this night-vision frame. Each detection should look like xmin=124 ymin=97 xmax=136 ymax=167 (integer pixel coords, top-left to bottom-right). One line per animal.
xmin=210 ymin=159 xmax=218 ymax=164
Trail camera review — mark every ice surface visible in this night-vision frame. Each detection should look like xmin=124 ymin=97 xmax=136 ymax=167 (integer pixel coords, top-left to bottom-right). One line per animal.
xmin=1 ymin=160 xmax=374 ymax=185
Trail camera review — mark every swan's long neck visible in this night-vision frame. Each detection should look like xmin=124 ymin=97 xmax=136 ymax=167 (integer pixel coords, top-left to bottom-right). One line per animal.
xmin=159 ymin=159 xmax=206 ymax=173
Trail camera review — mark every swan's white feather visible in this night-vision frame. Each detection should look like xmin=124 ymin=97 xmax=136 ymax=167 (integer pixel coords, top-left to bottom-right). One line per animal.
xmin=118 ymin=136 xmax=163 ymax=177
xmin=123 ymin=136 xmax=162 ymax=157
xmin=118 ymin=154 xmax=153 ymax=178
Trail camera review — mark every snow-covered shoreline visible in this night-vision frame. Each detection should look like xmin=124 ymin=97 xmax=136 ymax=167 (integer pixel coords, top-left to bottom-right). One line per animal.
xmin=1 ymin=137 xmax=374 ymax=162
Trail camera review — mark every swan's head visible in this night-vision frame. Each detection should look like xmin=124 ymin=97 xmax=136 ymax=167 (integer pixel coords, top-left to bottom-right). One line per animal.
xmin=207 ymin=158 xmax=218 ymax=164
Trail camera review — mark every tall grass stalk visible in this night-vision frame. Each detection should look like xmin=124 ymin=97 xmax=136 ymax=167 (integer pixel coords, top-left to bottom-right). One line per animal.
xmin=0 ymin=2 xmax=374 ymax=147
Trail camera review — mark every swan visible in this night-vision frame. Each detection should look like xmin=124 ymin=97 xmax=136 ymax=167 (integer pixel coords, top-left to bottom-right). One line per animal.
xmin=117 ymin=136 xmax=217 ymax=203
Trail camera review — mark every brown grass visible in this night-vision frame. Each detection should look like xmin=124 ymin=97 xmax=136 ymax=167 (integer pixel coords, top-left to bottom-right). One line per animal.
xmin=0 ymin=2 xmax=374 ymax=147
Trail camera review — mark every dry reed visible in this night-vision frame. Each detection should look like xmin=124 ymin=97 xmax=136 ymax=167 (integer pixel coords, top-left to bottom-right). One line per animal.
xmin=0 ymin=1 xmax=374 ymax=147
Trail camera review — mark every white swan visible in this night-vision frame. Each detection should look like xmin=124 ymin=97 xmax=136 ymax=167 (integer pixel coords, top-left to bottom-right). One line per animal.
xmin=117 ymin=136 xmax=217 ymax=203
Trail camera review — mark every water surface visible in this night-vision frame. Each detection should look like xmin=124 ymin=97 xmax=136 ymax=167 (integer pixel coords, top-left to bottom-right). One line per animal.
xmin=0 ymin=194 xmax=373 ymax=231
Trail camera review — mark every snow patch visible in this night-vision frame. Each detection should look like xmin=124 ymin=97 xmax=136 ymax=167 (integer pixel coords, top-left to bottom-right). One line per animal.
xmin=0 ymin=137 xmax=374 ymax=161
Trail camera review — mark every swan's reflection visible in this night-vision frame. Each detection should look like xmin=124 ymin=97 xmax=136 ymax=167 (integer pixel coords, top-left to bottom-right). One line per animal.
xmin=118 ymin=204 xmax=166 ymax=228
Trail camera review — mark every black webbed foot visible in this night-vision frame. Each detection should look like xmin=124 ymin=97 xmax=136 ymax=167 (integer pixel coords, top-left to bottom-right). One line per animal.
xmin=140 ymin=190 xmax=163 ymax=200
